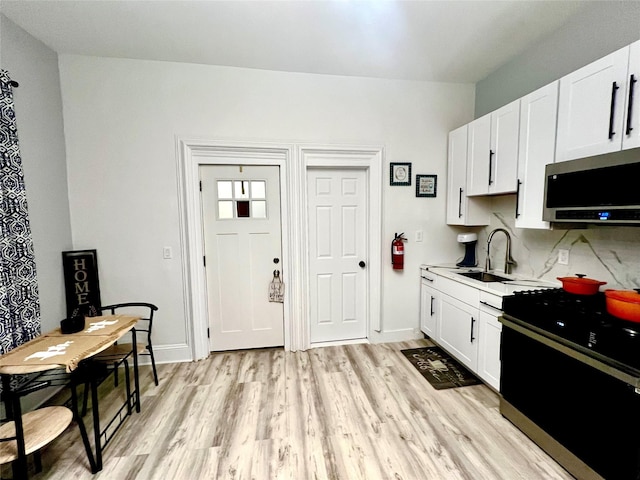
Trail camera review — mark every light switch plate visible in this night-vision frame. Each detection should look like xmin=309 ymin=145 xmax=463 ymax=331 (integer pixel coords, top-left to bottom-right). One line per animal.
xmin=415 ymin=230 xmax=424 ymax=243
xmin=163 ymin=246 xmax=173 ymax=259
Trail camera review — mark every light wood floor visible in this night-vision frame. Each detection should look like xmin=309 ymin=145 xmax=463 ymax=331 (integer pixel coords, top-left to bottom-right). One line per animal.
xmin=10 ymin=339 xmax=573 ymax=479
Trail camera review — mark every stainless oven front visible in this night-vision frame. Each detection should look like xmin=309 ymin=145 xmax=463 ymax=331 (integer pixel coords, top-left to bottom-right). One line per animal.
xmin=500 ymin=317 xmax=640 ymax=480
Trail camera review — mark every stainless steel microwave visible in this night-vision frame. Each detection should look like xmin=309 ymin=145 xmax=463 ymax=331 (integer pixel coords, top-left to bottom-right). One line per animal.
xmin=543 ymin=148 xmax=640 ymax=224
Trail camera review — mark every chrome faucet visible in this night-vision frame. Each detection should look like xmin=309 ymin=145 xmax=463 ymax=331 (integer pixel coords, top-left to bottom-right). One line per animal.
xmin=485 ymin=228 xmax=517 ymax=274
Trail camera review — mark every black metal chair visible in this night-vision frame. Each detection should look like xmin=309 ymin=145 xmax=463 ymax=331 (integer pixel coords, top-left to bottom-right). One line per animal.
xmin=94 ymin=302 xmax=159 ymax=387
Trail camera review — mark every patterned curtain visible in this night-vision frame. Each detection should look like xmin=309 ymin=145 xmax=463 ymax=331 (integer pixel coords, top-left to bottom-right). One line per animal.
xmin=0 ymin=70 xmax=40 ymax=354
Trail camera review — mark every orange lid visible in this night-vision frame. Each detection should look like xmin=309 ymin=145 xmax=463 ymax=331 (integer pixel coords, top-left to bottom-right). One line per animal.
xmin=557 ymin=276 xmax=606 ymax=286
xmin=605 ymin=290 xmax=640 ymax=304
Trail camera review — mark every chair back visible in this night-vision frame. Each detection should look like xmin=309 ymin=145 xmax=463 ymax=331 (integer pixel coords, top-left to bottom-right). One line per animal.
xmin=100 ymin=302 xmax=158 ymax=347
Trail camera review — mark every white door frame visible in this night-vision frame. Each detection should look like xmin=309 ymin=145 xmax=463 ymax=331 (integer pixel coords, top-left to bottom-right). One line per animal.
xmin=299 ymin=145 xmax=383 ymax=349
xmin=177 ymin=138 xmax=383 ymax=359
xmin=177 ymin=139 xmax=297 ymax=360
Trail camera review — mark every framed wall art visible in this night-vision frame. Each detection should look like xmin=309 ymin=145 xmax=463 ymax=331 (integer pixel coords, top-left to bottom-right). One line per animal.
xmin=416 ymin=174 xmax=437 ymax=197
xmin=390 ymin=163 xmax=411 ymax=186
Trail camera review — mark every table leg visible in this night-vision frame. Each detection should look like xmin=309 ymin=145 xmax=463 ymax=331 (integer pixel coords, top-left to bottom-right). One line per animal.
xmin=90 ymin=373 xmax=102 ymax=471
xmin=131 ymin=328 xmax=141 ymax=413
xmin=123 ymin=358 xmax=132 ymax=415
xmin=4 ymin=379 xmax=28 ymax=480
xmin=70 ymin=382 xmax=97 ymax=473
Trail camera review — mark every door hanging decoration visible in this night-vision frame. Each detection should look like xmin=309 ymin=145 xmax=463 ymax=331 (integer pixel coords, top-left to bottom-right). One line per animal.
xmin=269 ymin=270 xmax=284 ymax=303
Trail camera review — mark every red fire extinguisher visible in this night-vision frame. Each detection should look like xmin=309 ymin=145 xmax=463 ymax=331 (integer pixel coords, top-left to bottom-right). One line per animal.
xmin=391 ymin=233 xmax=407 ymax=270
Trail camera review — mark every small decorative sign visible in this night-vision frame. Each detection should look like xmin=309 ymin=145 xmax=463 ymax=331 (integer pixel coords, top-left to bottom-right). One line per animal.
xmin=62 ymin=250 xmax=102 ymax=318
xmin=416 ymin=174 xmax=437 ymax=197
xmin=390 ymin=162 xmax=412 ymax=186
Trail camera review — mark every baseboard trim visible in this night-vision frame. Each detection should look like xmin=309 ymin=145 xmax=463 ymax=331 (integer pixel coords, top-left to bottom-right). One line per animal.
xmin=152 ymin=343 xmax=192 ymax=364
xmin=310 ymin=338 xmax=369 ymax=348
xmin=368 ymin=329 xmax=423 ymax=344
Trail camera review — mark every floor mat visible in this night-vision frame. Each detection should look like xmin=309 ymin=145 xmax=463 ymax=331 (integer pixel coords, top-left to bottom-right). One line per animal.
xmin=401 ymin=346 xmax=481 ymax=390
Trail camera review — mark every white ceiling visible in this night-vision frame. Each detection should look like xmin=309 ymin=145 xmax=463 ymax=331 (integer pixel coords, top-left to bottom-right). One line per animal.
xmin=1 ymin=0 xmax=589 ymax=83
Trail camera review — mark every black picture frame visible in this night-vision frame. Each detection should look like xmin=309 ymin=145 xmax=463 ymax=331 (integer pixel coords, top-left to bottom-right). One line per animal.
xmin=390 ymin=162 xmax=412 ymax=186
xmin=62 ymin=249 xmax=102 ymax=318
xmin=416 ymin=174 xmax=437 ymax=197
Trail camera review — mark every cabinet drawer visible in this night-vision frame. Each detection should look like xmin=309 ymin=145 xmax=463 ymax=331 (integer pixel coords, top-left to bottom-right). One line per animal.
xmin=437 ymin=275 xmax=479 ymax=307
xmin=420 ymin=270 xmax=438 ymax=287
xmin=479 ymin=291 xmax=502 ymax=312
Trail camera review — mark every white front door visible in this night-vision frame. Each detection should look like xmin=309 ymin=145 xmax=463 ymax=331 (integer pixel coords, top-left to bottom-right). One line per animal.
xmin=200 ymin=165 xmax=284 ymax=351
xmin=307 ymin=168 xmax=368 ymax=343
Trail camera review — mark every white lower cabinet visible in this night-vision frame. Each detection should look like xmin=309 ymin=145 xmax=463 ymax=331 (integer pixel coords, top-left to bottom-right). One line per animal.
xmin=477 ymin=292 xmax=504 ymax=390
xmin=438 ymin=293 xmax=479 ymax=372
xmin=420 ymin=277 xmax=440 ymax=340
xmin=421 ymin=268 xmax=505 ymax=392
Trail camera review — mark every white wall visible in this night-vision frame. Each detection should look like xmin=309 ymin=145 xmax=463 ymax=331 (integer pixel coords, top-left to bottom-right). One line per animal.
xmin=58 ymin=55 xmax=475 ymax=357
xmin=1 ymin=15 xmax=72 ymax=410
xmin=1 ymin=16 xmax=72 ymax=332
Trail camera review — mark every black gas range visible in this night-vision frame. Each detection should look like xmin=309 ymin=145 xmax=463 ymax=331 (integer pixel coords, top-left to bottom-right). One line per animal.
xmin=502 ymin=288 xmax=640 ymax=372
xmin=500 ymin=288 xmax=640 ymax=480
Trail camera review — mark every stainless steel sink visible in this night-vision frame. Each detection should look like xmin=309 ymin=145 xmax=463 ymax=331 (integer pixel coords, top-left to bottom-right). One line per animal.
xmin=458 ymin=271 xmax=511 ymax=283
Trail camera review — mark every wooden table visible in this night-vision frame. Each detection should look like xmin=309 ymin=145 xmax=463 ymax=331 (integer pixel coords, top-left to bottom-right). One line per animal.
xmin=0 ymin=314 xmax=141 ymax=478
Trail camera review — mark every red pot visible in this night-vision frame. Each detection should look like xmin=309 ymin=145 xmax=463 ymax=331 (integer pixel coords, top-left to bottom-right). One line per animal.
xmin=557 ymin=274 xmax=607 ymax=295
xmin=605 ymin=290 xmax=640 ymax=322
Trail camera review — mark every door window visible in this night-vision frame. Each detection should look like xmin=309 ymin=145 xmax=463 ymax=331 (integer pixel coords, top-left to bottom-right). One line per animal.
xmin=216 ymin=180 xmax=267 ymax=219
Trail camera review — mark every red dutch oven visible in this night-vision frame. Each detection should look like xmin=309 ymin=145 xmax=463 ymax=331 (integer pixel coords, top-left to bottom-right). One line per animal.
xmin=557 ymin=274 xmax=607 ymax=295
xmin=605 ymin=289 xmax=640 ymax=323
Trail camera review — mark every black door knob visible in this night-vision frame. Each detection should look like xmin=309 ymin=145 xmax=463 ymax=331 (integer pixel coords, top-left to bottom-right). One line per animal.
xmin=359 ymin=261 xmax=366 ymax=268
xmin=273 ymin=258 xmax=280 ymax=264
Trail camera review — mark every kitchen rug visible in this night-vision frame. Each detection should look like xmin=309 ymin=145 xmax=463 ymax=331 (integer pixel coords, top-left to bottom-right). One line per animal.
xmin=401 ymin=346 xmax=481 ymax=390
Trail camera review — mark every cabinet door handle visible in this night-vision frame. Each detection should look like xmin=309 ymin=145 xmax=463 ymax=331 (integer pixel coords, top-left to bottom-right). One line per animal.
xmin=515 ymin=179 xmax=522 ymax=218
xmin=470 ymin=316 xmax=476 ymax=342
xmin=609 ymin=81 xmax=620 ymax=139
xmin=488 ymin=150 xmax=495 ymax=185
xmin=627 ymin=74 xmax=637 ymax=136
xmin=458 ymin=187 xmax=463 ymax=218
xmin=421 ymin=275 xmax=434 ymax=282
xmin=430 ymin=296 xmax=435 ymax=316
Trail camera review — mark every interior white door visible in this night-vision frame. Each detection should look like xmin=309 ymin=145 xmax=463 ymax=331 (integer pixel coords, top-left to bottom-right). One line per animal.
xmin=308 ymin=168 xmax=368 ymax=343
xmin=200 ymin=165 xmax=284 ymax=351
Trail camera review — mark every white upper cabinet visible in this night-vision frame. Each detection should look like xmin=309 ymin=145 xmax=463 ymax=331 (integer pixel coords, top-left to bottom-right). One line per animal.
xmin=515 ymin=81 xmax=559 ymax=229
xmin=467 ymin=114 xmax=491 ymax=195
xmin=491 ymin=101 xmax=521 ymax=193
xmin=556 ymin=44 xmax=633 ymax=161
xmin=446 ymin=125 xmax=490 ymax=226
xmin=467 ymin=99 xmax=520 ymax=196
xmin=623 ymin=40 xmax=640 ymax=150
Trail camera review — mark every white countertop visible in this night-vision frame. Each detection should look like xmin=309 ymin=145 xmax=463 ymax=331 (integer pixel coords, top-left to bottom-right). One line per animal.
xmin=420 ymin=264 xmax=560 ymax=297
